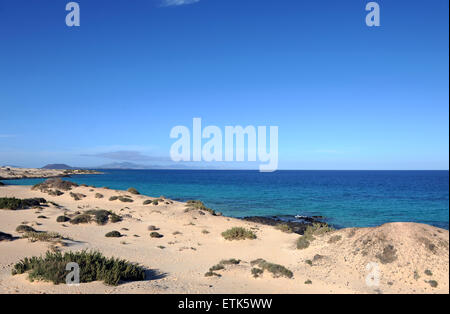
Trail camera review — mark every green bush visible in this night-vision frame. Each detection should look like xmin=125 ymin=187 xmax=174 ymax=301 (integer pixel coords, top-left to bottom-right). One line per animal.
xmin=95 ymin=193 xmax=104 ymax=199
xmin=70 ymin=214 xmax=92 ymax=225
xmin=69 ymin=192 xmax=86 ymax=201
xmin=185 ymin=200 xmax=216 ymax=215
xmin=296 ymin=223 xmax=334 ymax=250
xmin=109 ymin=196 xmax=119 ymax=201
xmin=250 ymin=259 xmax=293 ymax=279
xmin=119 ymin=196 xmax=133 ymax=203
xmin=304 ymin=279 xmax=312 ymax=284
xmin=127 ymin=188 xmax=140 ymax=195
xmin=221 ymin=227 xmax=256 ymax=241
xmin=56 ymin=216 xmax=70 ymax=223
xmin=428 ymin=280 xmax=438 ymax=288
xmin=274 ymin=224 xmax=293 ymax=233
xmin=0 ymin=197 xmax=46 ymax=210
xmin=204 ymin=271 xmax=221 ymax=277
xmin=16 ymin=225 xmax=36 ymax=233
xmin=219 ymin=258 xmax=241 ymax=265
xmin=12 ymin=250 xmax=146 ymax=286
xmin=251 ymin=268 xmax=264 ymax=278
xmin=209 ymin=264 xmax=225 ymax=271
xmin=296 ymin=237 xmax=310 ymax=250
xmin=22 ymin=231 xmax=66 ymax=243
xmin=143 ymin=200 xmax=152 ymax=205
xmin=105 ymin=231 xmax=122 ymax=238
xmin=150 ymin=232 xmax=163 ymax=238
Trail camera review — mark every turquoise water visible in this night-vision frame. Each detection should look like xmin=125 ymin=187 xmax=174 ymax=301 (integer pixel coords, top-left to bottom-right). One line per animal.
xmin=5 ymin=170 xmax=449 ymax=229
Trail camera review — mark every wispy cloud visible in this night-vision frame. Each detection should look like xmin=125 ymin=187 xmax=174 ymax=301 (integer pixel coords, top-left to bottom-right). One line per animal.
xmin=81 ymin=150 xmax=170 ymax=162
xmin=162 ymin=0 xmax=200 ymax=7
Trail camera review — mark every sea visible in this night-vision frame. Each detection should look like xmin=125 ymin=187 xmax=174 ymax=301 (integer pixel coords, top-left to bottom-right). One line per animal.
xmin=5 ymin=170 xmax=449 ymax=230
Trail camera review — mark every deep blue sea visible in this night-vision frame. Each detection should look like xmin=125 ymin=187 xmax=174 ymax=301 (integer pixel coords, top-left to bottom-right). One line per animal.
xmin=5 ymin=170 xmax=449 ymax=230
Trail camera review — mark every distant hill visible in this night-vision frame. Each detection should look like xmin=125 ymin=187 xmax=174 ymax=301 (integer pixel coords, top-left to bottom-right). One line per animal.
xmin=42 ymin=164 xmax=75 ymax=170
xmin=95 ymin=162 xmax=149 ymax=169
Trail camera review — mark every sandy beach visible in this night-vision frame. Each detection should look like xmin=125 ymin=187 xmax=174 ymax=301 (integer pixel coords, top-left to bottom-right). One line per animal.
xmin=0 ymin=177 xmax=448 ymax=294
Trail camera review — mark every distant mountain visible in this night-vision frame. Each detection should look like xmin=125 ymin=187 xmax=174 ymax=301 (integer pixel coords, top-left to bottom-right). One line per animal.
xmin=95 ymin=162 xmax=151 ymax=169
xmin=42 ymin=164 xmax=75 ymax=170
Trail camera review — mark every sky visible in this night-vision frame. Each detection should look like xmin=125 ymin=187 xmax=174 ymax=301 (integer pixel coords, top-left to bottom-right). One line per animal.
xmin=0 ymin=0 xmax=448 ymax=170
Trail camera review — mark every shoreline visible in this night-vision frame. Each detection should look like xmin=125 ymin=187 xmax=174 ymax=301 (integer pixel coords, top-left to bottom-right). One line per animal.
xmin=0 ymin=167 xmax=101 ymax=181
xmin=0 ymin=179 xmax=449 ymax=294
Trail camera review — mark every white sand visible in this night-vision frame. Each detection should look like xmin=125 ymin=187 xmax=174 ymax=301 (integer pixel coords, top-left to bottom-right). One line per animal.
xmin=0 ymin=184 xmax=448 ymax=294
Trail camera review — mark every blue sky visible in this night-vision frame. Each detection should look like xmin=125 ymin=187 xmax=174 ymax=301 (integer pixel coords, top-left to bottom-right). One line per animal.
xmin=0 ymin=0 xmax=448 ymax=170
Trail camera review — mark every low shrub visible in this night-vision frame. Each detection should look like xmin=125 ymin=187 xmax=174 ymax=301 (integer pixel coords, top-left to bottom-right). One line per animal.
xmin=185 ymin=200 xmax=216 ymax=215
xmin=22 ymin=231 xmax=66 ymax=243
xmin=219 ymin=258 xmax=241 ymax=265
xmin=95 ymin=193 xmax=104 ymax=199
xmin=143 ymin=200 xmax=152 ymax=205
xmin=69 ymin=192 xmax=86 ymax=201
xmin=37 ymin=215 xmax=47 ymax=219
xmin=296 ymin=223 xmax=334 ymax=250
xmin=48 ymin=190 xmax=64 ymax=196
xmin=16 ymin=225 xmax=36 ymax=233
xmin=150 ymin=232 xmax=163 ymax=238
xmin=251 ymin=268 xmax=264 ymax=278
xmin=297 ymin=237 xmax=310 ymax=249
xmin=428 ymin=280 xmax=438 ymax=288
xmin=424 ymin=269 xmax=433 ymax=276
xmin=304 ymin=279 xmax=312 ymax=284
xmin=0 ymin=197 xmax=46 ymax=210
xmin=127 ymin=188 xmax=140 ymax=195
xmin=250 ymin=259 xmax=293 ymax=279
xmin=204 ymin=271 xmax=221 ymax=277
xmin=222 ymin=227 xmax=256 ymax=241
xmin=274 ymin=224 xmax=293 ymax=233
xmin=56 ymin=216 xmax=70 ymax=223
xmin=148 ymin=225 xmax=159 ymax=231
xmin=109 ymin=196 xmax=119 ymax=201
xmin=105 ymin=231 xmax=122 ymax=238
xmin=119 ymin=196 xmax=133 ymax=203
xmin=209 ymin=264 xmax=225 ymax=271
xmin=70 ymin=214 xmax=91 ymax=225
xmin=12 ymin=250 xmax=146 ymax=286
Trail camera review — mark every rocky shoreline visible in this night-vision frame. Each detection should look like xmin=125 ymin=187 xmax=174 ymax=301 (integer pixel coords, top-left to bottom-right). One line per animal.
xmin=0 ymin=167 xmax=101 ymax=181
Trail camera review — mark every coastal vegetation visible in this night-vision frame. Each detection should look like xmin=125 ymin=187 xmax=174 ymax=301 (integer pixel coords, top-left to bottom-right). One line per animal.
xmin=12 ymin=250 xmax=146 ymax=286
xmin=274 ymin=223 xmax=293 ymax=233
xmin=105 ymin=231 xmax=122 ymax=238
xmin=296 ymin=223 xmax=334 ymax=250
xmin=250 ymin=259 xmax=293 ymax=279
xmin=150 ymin=232 xmax=163 ymax=238
xmin=127 ymin=187 xmax=140 ymax=195
xmin=222 ymin=227 xmax=256 ymax=241
xmin=16 ymin=225 xmax=36 ymax=233
xmin=0 ymin=197 xmax=46 ymax=210
xmin=69 ymin=210 xmax=122 ymax=225
xmin=185 ymin=200 xmax=217 ymax=215
xmin=56 ymin=215 xmax=70 ymax=222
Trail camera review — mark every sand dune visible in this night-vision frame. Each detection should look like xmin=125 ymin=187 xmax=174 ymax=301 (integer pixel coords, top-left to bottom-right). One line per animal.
xmin=0 ymin=182 xmax=448 ymax=294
